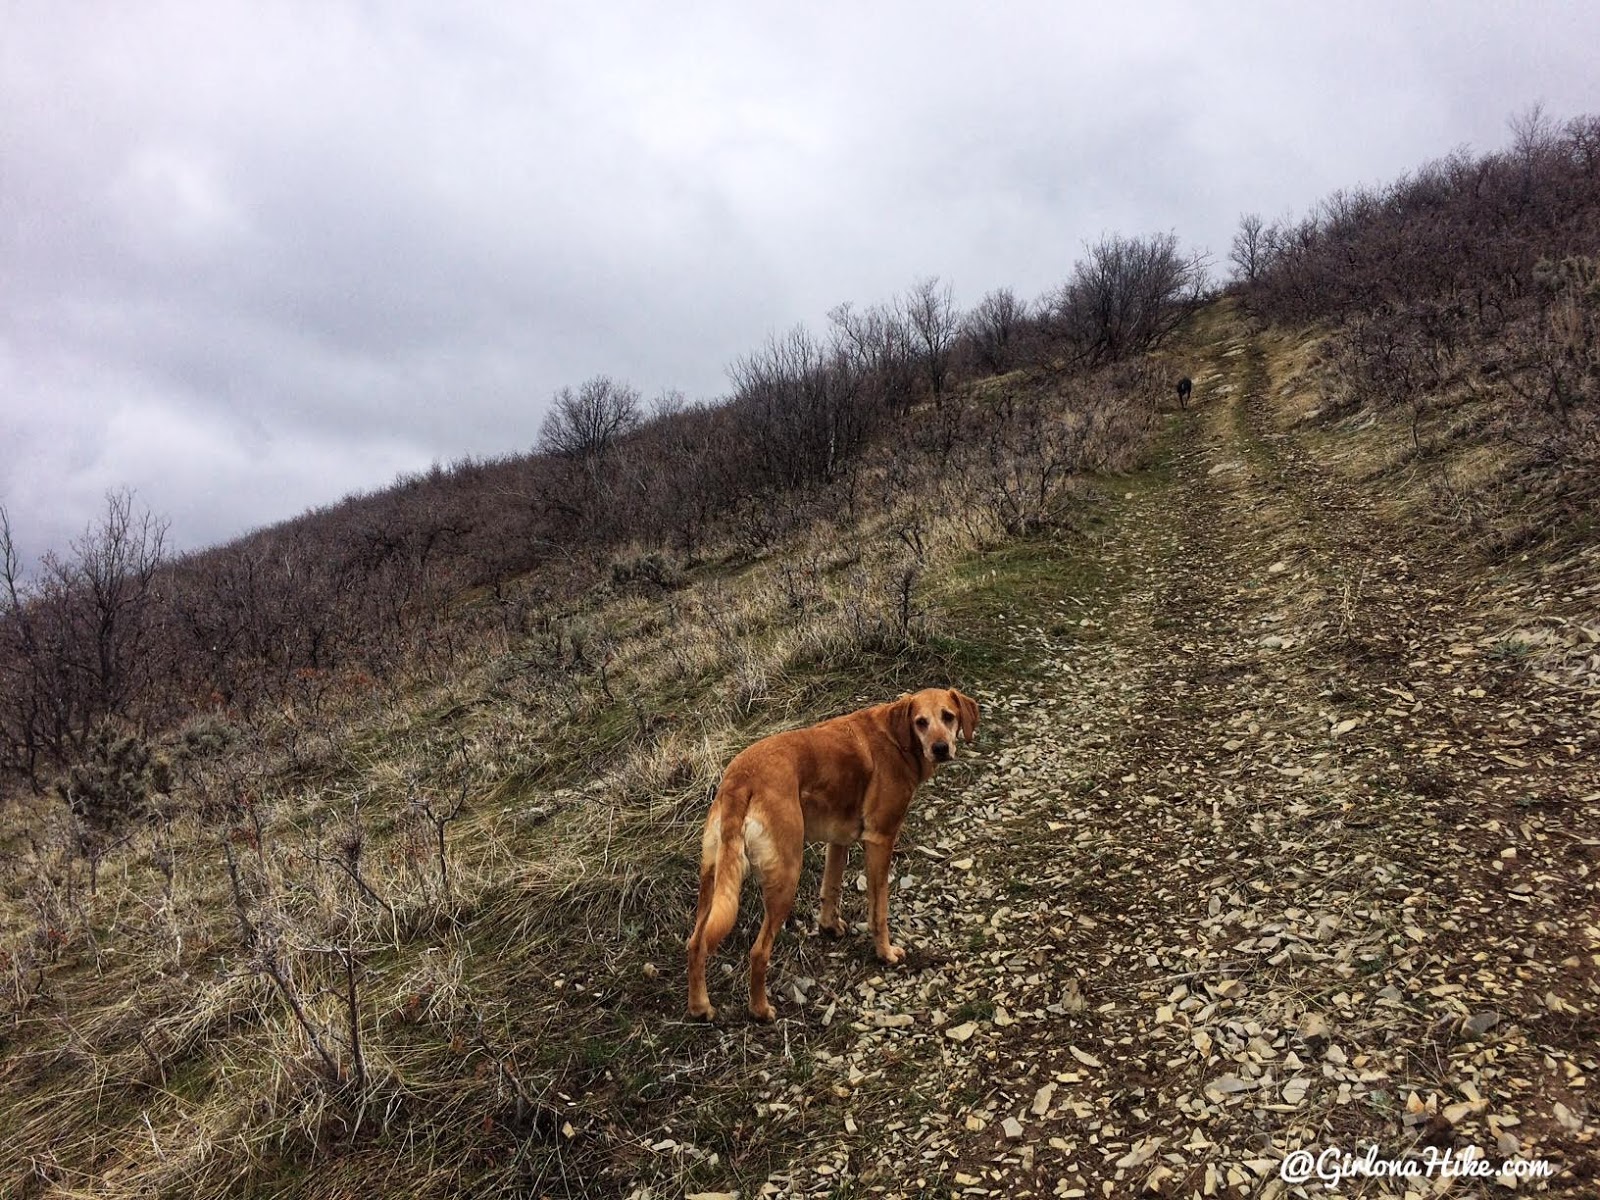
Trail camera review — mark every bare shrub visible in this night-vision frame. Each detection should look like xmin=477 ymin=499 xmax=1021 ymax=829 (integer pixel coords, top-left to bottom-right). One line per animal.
xmin=538 ymin=376 xmax=643 ymax=462
xmin=1515 ymin=256 xmax=1600 ymax=438
xmin=729 ymin=326 xmax=876 ymax=492
xmin=1230 ymin=212 xmax=1268 ymax=285
xmin=1329 ymin=302 xmax=1466 ymax=444
xmin=610 ymin=549 xmax=686 ymax=595
xmin=1044 ymin=232 xmax=1210 ymax=365
xmin=830 ymin=299 xmax=918 ymax=417
xmin=0 ymin=491 xmax=167 ymax=783
xmin=959 ymin=367 xmax=1148 ymax=536
xmin=964 ymin=287 xmax=1030 ymax=376
xmin=904 ymin=275 xmax=960 ymax=399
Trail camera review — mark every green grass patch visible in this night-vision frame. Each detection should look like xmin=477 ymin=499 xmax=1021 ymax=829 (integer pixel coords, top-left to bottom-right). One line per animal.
xmin=931 ymin=534 xmax=1108 ymax=680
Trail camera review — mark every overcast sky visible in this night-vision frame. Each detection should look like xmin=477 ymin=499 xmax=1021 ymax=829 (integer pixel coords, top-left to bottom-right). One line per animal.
xmin=4 ymin=1 xmax=1597 ymax=570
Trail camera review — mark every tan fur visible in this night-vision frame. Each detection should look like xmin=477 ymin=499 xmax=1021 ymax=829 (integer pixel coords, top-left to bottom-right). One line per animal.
xmin=686 ymin=687 xmax=980 ymax=1021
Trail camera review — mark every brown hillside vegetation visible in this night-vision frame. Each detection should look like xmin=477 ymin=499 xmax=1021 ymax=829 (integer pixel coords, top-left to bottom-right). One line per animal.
xmin=3 ymin=294 xmax=1597 ymax=1198
xmin=0 ymin=243 xmax=1202 ymax=785
xmin=0 ymin=345 xmax=1168 ymax=1196
xmin=2 ymin=117 xmax=1599 ymax=1197
xmin=1236 ymin=107 xmax=1600 ymax=554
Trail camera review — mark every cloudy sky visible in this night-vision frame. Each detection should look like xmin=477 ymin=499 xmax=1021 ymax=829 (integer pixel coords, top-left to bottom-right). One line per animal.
xmin=4 ymin=1 xmax=1597 ymax=570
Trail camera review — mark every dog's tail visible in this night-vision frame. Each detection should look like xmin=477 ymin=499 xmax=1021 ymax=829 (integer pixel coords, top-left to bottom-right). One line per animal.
xmin=697 ymin=786 xmax=750 ymax=951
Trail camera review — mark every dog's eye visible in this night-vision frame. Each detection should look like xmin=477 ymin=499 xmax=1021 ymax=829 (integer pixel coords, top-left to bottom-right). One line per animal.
xmin=941 ymin=711 xmax=955 ymax=724
xmin=915 ymin=716 xmax=929 ymax=729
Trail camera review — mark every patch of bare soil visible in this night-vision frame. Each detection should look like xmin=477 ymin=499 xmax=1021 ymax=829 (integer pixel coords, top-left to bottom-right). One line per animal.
xmin=695 ymin=311 xmax=1597 ymax=1199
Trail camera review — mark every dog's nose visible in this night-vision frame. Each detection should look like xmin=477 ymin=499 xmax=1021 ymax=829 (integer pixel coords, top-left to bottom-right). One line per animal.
xmin=933 ymin=741 xmax=951 ymax=760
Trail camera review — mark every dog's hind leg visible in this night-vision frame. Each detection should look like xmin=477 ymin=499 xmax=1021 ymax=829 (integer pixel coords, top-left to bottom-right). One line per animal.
xmin=745 ymin=817 xmax=800 ymax=1022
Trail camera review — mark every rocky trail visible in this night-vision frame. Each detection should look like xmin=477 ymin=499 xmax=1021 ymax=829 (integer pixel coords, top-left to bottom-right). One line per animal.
xmin=692 ymin=310 xmax=1600 ymax=1199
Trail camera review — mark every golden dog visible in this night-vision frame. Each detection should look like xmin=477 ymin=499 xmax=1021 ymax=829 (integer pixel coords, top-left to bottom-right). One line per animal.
xmin=687 ymin=687 xmax=979 ymax=1020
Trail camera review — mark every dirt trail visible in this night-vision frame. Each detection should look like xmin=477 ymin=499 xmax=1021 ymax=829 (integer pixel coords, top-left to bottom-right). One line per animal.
xmin=744 ymin=308 xmax=1598 ymax=1198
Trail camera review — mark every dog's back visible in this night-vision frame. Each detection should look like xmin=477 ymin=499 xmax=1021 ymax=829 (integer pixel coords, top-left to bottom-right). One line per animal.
xmin=722 ymin=710 xmax=879 ymax=796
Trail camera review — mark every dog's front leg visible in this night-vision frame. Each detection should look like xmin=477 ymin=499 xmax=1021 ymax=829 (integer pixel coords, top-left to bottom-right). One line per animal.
xmin=862 ymin=837 xmax=904 ymax=964
xmin=818 ymin=842 xmax=849 ymax=937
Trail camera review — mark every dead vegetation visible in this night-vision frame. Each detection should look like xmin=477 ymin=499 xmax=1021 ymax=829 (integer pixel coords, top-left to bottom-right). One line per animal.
xmin=3 ymin=289 xmax=1595 ymax=1197
xmin=1236 ymin=108 xmax=1600 ymax=559
xmin=0 ymin=346 xmax=1166 ymax=1196
xmin=3 ymin=110 xmax=1599 ymax=1197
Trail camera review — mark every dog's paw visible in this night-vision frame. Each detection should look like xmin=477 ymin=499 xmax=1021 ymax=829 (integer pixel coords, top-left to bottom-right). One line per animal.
xmin=819 ymin=916 xmax=848 ymax=938
xmin=876 ymin=943 xmax=906 ymax=965
xmin=748 ymin=999 xmax=776 ymax=1022
xmin=687 ymin=1001 xmax=717 ymax=1022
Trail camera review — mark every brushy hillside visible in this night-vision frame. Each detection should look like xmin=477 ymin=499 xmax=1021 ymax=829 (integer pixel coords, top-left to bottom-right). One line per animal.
xmin=0 ymin=248 xmax=1202 ymax=782
xmin=1234 ymin=107 xmax=1600 ymax=557
xmin=0 ymin=344 xmax=1166 ymax=1196
xmin=3 ymin=113 xmax=1599 ymax=1198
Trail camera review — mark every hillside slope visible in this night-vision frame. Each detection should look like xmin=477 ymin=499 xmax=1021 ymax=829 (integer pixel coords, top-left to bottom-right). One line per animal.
xmin=3 ymin=301 xmax=1597 ymax=1198
xmin=764 ymin=301 xmax=1599 ymax=1196
xmin=629 ymin=299 xmax=1597 ymax=1198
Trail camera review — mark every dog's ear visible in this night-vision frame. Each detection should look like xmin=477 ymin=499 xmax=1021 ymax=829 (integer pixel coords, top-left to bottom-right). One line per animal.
xmin=951 ymin=689 xmax=979 ymax=743
xmin=891 ymin=693 xmax=918 ymax=756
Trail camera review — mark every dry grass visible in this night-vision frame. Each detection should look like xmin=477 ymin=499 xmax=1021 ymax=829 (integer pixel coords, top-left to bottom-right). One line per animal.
xmin=0 ymin=360 xmax=1160 ymax=1197
xmin=1252 ymin=289 xmax=1600 ymax=564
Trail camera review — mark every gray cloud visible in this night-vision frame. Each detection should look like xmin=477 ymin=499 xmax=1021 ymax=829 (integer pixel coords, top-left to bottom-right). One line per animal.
xmin=3 ymin=0 xmax=1597 ymax=565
